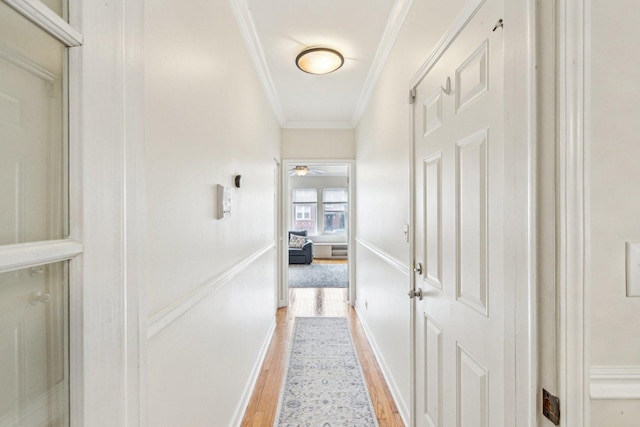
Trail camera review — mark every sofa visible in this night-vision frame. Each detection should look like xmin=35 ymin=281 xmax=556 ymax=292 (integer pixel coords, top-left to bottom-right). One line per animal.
xmin=288 ymin=230 xmax=313 ymax=264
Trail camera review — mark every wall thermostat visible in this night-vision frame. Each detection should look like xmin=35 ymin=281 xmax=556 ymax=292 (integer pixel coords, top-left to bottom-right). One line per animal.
xmin=216 ymin=184 xmax=231 ymax=219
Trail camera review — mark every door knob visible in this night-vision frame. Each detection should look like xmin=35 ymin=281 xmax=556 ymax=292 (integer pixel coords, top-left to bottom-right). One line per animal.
xmin=407 ymin=288 xmax=424 ymax=300
xmin=30 ymin=291 xmax=51 ymax=305
xmin=413 ymin=262 xmax=423 ymax=275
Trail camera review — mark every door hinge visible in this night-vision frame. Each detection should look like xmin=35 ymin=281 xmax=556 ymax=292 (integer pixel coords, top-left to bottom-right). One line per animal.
xmin=409 ymin=88 xmax=416 ymax=104
xmin=542 ymin=389 xmax=560 ymax=425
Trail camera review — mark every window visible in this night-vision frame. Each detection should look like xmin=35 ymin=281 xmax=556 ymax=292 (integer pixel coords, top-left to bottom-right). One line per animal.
xmin=295 ymin=205 xmax=311 ymax=220
xmin=323 ymin=189 xmax=347 ymax=235
xmin=292 ymin=188 xmax=317 ymax=235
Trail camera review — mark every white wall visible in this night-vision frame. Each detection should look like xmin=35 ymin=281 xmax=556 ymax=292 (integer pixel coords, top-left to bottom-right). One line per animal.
xmin=589 ymin=0 xmax=640 ymax=422
xmin=353 ymin=0 xmax=467 ymax=421
xmin=144 ymin=0 xmax=281 ymax=425
xmin=282 ymin=128 xmax=355 ymax=159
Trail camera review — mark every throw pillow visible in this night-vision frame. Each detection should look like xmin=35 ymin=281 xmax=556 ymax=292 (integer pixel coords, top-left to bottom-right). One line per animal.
xmin=289 ymin=234 xmax=306 ymax=248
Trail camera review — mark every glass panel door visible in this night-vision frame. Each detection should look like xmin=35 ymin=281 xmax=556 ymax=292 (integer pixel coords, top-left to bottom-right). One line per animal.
xmin=0 ymin=1 xmax=67 ymax=245
xmin=0 ymin=261 xmax=69 ymax=426
xmin=0 ymin=1 xmax=73 ymax=425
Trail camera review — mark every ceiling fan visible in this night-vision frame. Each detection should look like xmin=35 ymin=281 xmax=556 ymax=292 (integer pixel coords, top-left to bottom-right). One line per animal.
xmin=288 ymin=165 xmax=326 ymax=177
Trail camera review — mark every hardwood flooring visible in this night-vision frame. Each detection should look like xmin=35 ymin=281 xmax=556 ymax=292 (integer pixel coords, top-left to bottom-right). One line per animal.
xmin=241 ymin=287 xmax=405 ymax=427
xmin=312 ymin=258 xmax=348 ymax=265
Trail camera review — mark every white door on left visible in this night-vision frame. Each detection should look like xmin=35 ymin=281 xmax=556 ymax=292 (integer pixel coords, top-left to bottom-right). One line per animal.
xmin=0 ymin=2 xmax=70 ymax=426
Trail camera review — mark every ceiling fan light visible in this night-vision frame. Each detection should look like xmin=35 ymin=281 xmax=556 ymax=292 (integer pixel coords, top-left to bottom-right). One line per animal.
xmin=296 ymin=47 xmax=344 ymax=75
xmin=294 ymin=166 xmax=308 ymax=176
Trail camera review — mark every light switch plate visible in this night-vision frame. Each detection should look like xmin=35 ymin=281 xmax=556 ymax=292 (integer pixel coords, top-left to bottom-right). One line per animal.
xmin=626 ymin=242 xmax=640 ymax=297
xmin=216 ymin=184 xmax=231 ymax=220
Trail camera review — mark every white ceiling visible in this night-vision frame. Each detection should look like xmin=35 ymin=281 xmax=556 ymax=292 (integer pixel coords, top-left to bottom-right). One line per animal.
xmin=233 ymin=0 xmax=412 ymax=129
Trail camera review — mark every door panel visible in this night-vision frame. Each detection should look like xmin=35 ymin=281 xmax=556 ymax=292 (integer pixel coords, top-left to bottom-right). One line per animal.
xmin=455 ymin=130 xmax=488 ymax=316
xmin=424 ymin=315 xmax=443 ymax=427
xmin=423 ymin=153 xmax=442 ymax=289
xmin=413 ymin=0 xmax=511 ymax=426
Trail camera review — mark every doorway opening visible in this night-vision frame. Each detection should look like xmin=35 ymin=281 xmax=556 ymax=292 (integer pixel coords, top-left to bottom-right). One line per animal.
xmin=279 ymin=160 xmax=354 ymax=309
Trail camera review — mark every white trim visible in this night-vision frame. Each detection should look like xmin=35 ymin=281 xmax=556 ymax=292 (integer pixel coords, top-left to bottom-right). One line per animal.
xmin=283 ymin=121 xmax=354 ymax=130
xmin=122 ymin=0 xmax=147 ymax=423
xmin=66 ymin=3 xmax=84 ymax=423
xmin=355 ymin=238 xmax=410 ymax=276
xmin=408 ymin=61 xmax=417 ymax=427
xmin=557 ymin=0 xmax=589 ymax=424
xmin=409 ymin=0 xmax=487 ymax=90
xmin=590 ymin=367 xmax=640 ymax=400
xmin=0 ymin=239 xmax=83 ymax=272
xmin=350 ymin=0 xmax=414 ymax=127
xmin=3 ymin=0 xmax=83 ymax=46
xmin=228 ymin=0 xmax=286 ymax=126
xmin=354 ymin=305 xmax=410 ymax=425
xmin=231 ymin=317 xmax=277 ymax=427
xmin=504 ymin=0 xmax=538 ymax=424
xmin=147 ymin=243 xmax=275 ymax=338
xmin=66 ymin=1 xmax=84 ymax=424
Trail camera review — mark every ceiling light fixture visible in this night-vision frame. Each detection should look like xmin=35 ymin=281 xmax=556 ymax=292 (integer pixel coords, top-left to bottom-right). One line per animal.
xmin=295 ymin=47 xmax=344 ymax=75
xmin=294 ymin=166 xmax=308 ymax=176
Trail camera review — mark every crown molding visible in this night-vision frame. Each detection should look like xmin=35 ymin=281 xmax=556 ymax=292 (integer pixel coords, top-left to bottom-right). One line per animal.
xmin=229 ymin=0 xmax=287 ymax=126
xmin=283 ymin=121 xmax=354 ymax=130
xmin=350 ymin=0 xmax=414 ymax=127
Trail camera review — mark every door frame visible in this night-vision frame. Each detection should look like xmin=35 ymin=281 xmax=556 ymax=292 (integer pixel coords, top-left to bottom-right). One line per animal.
xmin=279 ymin=159 xmax=356 ymax=308
xmin=68 ymin=0 xmax=147 ymax=425
xmin=273 ymin=157 xmax=282 ymax=312
xmin=556 ymin=0 xmax=590 ymax=424
xmin=407 ymin=0 xmax=537 ymax=425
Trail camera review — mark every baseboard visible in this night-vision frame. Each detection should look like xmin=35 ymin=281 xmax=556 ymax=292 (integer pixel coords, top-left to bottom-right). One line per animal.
xmin=354 ymin=304 xmax=410 ymax=425
xmin=231 ymin=316 xmax=277 ymax=426
xmin=591 ymin=366 xmax=640 ymax=400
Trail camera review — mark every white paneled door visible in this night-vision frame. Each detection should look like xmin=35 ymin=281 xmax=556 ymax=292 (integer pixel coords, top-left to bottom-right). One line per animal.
xmin=412 ymin=0 xmax=513 ymax=426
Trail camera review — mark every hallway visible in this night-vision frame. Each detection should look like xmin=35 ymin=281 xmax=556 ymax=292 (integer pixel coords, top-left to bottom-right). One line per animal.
xmin=241 ymin=288 xmax=405 ymax=426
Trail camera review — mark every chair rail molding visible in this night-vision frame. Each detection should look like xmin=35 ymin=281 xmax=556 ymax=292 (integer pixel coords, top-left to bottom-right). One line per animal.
xmin=355 ymin=238 xmax=410 ymax=276
xmin=591 ymin=366 xmax=640 ymax=400
xmin=146 ymin=243 xmax=275 ymax=338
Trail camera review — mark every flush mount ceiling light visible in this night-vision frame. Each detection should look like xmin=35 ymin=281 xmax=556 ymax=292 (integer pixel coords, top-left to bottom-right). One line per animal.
xmin=294 ymin=166 xmax=308 ymax=176
xmin=295 ymin=47 xmax=344 ymax=75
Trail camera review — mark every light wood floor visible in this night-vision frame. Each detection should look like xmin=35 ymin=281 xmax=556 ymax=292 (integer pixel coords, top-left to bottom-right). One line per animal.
xmin=312 ymin=258 xmax=348 ymax=264
xmin=240 ymin=287 xmax=405 ymax=427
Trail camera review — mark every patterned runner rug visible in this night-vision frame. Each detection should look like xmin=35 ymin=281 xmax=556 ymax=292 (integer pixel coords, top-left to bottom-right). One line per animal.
xmin=288 ymin=263 xmax=348 ymax=288
xmin=274 ymin=317 xmax=379 ymax=426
